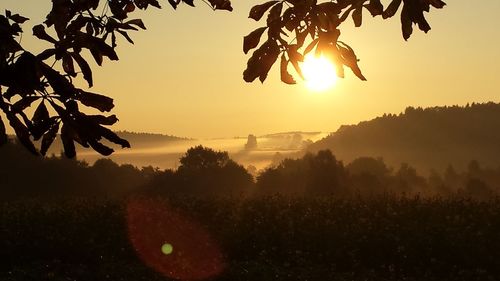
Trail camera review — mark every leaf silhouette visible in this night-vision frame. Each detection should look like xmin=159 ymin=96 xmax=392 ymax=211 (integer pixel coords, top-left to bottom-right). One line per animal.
xmin=249 ymin=1 xmax=279 ymax=21
xmin=62 ymin=53 xmax=76 ymax=77
xmin=243 ymin=40 xmax=280 ymax=83
xmin=401 ymin=4 xmax=413 ymax=40
xmin=88 ymin=114 xmax=119 ymax=125
xmin=126 ymin=19 xmax=147 ymax=30
xmin=338 ymin=42 xmax=366 ymax=81
xmin=33 ymin=101 xmax=49 ymax=124
xmin=207 ymin=0 xmax=233 ymax=11
xmin=89 ymin=140 xmax=115 ymax=156
xmin=11 ymin=96 xmax=40 ymax=113
xmin=40 ymin=121 xmax=59 ymax=156
xmin=61 ymin=124 xmax=76 ymax=158
xmin=0 ymin=116 xmax=7 ymax=145
xmin=6 ymin=112 xmax=38 ymax=155
xmin=352 ymin=7 xmax=362 ymax=27
xmin=32 ymin=24 xmax=57 ymax=44
xmin=383 ymin=0 xmax=402 ymax=19
xmin=280 ymin=54 xmax=295 ymax=85
xmin=243 ymin=27 xmax=267 ymax=54
xmin=77 ymin=91 xmax=115 ymax=112
xmin=71 ymin=52 xmax=93 ymax=87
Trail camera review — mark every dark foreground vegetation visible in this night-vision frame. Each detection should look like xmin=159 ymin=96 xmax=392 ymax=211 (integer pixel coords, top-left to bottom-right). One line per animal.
xmin=2 ymin=141 xmax=500 ymax=280
xmin=1 ymin=196 xmax=500 ymax=281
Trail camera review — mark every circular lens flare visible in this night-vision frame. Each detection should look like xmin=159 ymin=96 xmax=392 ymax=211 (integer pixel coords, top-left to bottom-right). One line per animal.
xmin=161 ymin=243 xmax=173 ymax=255
xmin=301 ymin=54 xmax=338 ymax=92
xmin=126 ymin=197 xmax=225 ymax=280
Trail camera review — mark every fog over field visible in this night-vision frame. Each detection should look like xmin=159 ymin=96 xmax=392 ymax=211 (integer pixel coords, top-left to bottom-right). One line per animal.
xmin=55 ymin=132 xmax=329 ymax=170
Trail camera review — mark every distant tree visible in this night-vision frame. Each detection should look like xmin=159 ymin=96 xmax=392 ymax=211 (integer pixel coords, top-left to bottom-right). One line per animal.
xmin=257 ymin=149 xmax=348 ymax=196
xmin=394 ymin=163 xmax=427 ymax=193
xmin=347 ymin=157 xmax=391 ymax=195
xmin=175 ymin=146 xmax=253 ymax=196
xmin=0 ymin=0 xmax=446 ymax=157
xmin=464 ymin=178 xmax=492 ymax=200
xmin=179 ymin=145 xmax=231 ymax=171
xmin=347 ymin=157 xmax=390 ymax=178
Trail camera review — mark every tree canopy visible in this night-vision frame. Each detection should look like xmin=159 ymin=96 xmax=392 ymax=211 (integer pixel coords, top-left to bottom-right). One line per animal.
xmin=0 ymin=0 xmax=445 ymax=157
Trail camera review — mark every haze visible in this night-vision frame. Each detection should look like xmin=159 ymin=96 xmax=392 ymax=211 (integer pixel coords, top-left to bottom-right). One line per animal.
xmin=3 ymin=0 xmax=500 ymax=138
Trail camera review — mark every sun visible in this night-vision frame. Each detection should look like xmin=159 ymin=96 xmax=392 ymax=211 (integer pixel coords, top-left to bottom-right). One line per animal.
xmin=301 ymin=54 xmax=338 ymax=92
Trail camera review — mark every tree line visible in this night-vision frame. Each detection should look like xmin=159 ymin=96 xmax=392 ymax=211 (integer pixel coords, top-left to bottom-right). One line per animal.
xmin=1 ymin=141 xmax=497 ymax=200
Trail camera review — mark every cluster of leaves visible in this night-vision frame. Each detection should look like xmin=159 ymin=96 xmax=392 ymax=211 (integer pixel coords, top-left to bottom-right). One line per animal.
xmin=243 ymin=0 xmax=446 ymax=84
xmin=0 ymin=0 xmax=232 ymax=157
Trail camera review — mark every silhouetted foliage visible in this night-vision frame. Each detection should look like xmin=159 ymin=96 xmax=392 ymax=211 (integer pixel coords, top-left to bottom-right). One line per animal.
xmin=0 ymin=0 xmax=230 ymax=157
xmin=243 ymin=0 xmax=446 ymax=83
xmin=0 ymin=139 xmax=154 ymax=199
xmin=150 ymin=145 xmax=254 ymax=196
xmin=2 ymin=196 xmax=500 ymax=280
xmin=258 ymin=150 xmax=349 ymax=196
xmin=0 ymin=0 xmax=446 ymax=156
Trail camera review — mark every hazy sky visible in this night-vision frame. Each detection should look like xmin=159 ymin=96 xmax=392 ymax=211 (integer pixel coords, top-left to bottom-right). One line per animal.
xmin=3 ymin=0 xmax=500 ymax=138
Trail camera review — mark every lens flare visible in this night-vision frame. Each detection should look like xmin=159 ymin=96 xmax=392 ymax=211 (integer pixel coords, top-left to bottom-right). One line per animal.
xmin=126 ymin=197 xmax=225 ymax=280
xmin=161 ymin=243 xmax=173 ymax=255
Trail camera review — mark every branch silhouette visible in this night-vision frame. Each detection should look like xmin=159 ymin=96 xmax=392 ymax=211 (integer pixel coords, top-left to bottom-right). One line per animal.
xmin=0 ymin=0 xmax=444 ymax=157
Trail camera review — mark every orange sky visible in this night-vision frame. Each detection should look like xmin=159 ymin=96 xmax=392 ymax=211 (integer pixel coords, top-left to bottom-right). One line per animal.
xmin=3 ymin=0 xmax=500 ymax=138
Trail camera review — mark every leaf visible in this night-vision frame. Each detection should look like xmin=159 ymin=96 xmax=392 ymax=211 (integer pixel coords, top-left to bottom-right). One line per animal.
xmin=71 ymin=52 xmax=93 ymax=87
xmin=304 ymin=38 xmax=319 ymax=55
xmin=90 ymin=48 xmax=103 ymax=66
xmin=352 ymin=7 xmax=362 ymax=27
xmin=40 ymin=122 xmax=59 ymax=156
xmin=32 ymin=24 xmax=57 ymax=44
xmin=207 ymin=0 xmax=233 ymax=11
xmin=6 ymin=112 xmax=38 ymax=155
xmin=280 ymin=54 xmax=295 ymax=85
xmin=338 ymin=42 xmax=366 ymax=81
xmin=77 ymin=91 xmax=114 ymax=112
xmin=62 ymin=53 xmax=76 ymax=77
xmin=365 ymin=0 xmax=384 ymax=16
xmin=118 ymin=30 xmax=135 ymax=44
xmin=383 ymin=0 xmax=402 ymax=19
xmin=40 ymin=62 xmax=78 ymax=99
xmin=126 ymin=19 xmax=147 ymax=30
xmin=8 ymin=13 xmax=29 ymax=24
xmin=61 ymin=124 xmax=76 ymax=158
xmin=266 ymin=2 xmax=283 ymax=26
xmin=37 ymin=48 xmax=57 ymax=61
xmin=182 ymin=0 xmax=195 ymax=7
xmin=11 ymin=96 xmax=40 ymax=113
xmin=88 ymin=114 xmax=119 ymax=125
xmin=0 ymin=116 xmax=7 ymax=146
xmin=243 ymin=27 xmax=267 ymax=54
xmin=168 ymin=0 xmax=180 ymax=9
xmin=98 ymin=126 xmax=131 ymax=148
xmin=33 ymin=101 xmax=49 ymax=124
xmin=31 ymin=116 xmax=56 ymax=141
xmin=89 ymin=140 xmax=114 ymax=156
xmin=401 ymin=4 xmax=413 ymax=40
xmin=243 ymin=40 xmax=280 ymax=83
xmin=249 ymin=1 xmax=279 ymax=21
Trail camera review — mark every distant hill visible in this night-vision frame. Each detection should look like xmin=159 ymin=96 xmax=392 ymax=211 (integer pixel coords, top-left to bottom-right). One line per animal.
xmin=307 ymin=102 xmax=500 ymax=173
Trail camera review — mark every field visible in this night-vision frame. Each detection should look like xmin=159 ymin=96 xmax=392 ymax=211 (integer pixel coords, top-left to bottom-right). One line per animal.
xmin=1 ymin=195 xmax=499 ymax=281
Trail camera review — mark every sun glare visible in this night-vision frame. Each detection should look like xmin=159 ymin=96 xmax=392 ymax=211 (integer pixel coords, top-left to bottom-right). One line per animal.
xmin=301 ymin=54 xmax=338 ymax=92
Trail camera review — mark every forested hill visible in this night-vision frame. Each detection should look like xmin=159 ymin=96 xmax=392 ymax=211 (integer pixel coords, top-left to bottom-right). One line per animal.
xmin=307 ymin=102 xmax=500 ymax=173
